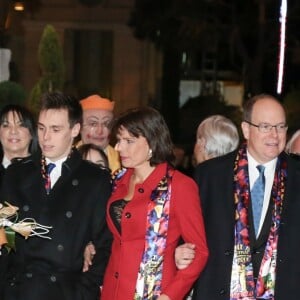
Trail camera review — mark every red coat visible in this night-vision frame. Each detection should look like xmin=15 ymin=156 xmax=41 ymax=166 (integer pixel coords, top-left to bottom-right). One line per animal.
xmin=101 ymin=163 xmax=208 ymax=300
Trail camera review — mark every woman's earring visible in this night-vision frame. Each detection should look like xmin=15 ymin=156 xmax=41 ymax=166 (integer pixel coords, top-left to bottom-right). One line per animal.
xmin=148 ymin=149 xmax=153 ymax=159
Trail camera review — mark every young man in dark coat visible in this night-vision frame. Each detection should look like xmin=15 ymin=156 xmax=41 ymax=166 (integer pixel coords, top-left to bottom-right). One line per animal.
xmin=176 ymin=94 xmax=300 ymax=299
xmin=0 ymin=92 xmax=112 ymax=300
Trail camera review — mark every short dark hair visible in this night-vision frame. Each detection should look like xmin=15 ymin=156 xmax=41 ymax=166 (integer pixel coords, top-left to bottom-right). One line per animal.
xmin=243 ymin=94 xmax=283 ymax=121
xmin=0 ymin=104 xmax=38 ymax=155
xmin=77 ymin=143 xmax=109 ymax=169
xmin=40 ymin=91 xmax=82 ymax=127
xmin=112 ymin=107 xmax=175 ymax=166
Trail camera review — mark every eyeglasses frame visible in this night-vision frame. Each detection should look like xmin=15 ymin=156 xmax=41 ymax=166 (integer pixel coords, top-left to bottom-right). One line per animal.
xmin=244 ymin=120 xmax=288 ymax=133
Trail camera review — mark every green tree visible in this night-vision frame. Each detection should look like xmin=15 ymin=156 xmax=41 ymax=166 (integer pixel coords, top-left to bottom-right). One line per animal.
xmin=0 ymin=81 xmax=27 ymax=110
xmin=28 ymin=24 xmax=65 ymax=114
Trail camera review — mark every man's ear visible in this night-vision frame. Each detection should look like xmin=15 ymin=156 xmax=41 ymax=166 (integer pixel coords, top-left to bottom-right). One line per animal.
xmin=71 ymin=123 xmax=81 ymax=138
xmin=241 ymin=121 xmax=249 ymax=140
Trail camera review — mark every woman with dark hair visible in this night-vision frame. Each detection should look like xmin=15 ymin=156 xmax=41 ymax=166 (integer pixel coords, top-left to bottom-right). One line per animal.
xmin=78 ymin=143 xmax=110 ymax=171
xmin=0 ymin=104 xmax=38 ymax=172
xmin=0 ymin=104 xmax=38 ymax=296
xmin=101 ymin=107 xmax=208 ymax=300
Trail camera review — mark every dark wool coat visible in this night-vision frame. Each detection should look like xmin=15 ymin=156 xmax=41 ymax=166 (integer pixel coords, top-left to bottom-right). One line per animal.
xmin=0 ymin=150 xmax=112 ymax=300
xmin=192 ymin=150 xmax=300 ymax=300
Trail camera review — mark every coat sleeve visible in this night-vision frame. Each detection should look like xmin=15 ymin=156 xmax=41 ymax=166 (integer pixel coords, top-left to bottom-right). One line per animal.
xmin=0 ymin=163 xmax=21 ymax=298
xmin=163 ymin=173 xmax=209 ymax=300
xmin=76 ymin=169 xmax=113 ymax=299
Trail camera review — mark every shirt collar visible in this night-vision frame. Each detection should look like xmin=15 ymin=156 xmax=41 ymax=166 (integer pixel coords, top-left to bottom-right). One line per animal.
xmin=45 ymin=157 xmax=67 ymax=169
xmin=247 ymin=151 xmax=277 ymax=174
xmin=2 ymin=156 xmax=11 ymax=169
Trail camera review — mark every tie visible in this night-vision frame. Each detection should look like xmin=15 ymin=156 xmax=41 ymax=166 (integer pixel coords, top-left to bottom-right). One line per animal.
xmin=45 ymin=163 xmax=56 ymax=194
xmin=251 ymin=165 xmax=265 ymax=236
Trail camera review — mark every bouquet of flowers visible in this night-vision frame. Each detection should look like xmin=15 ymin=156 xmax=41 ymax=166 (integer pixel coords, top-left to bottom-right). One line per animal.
xmin=0 ymin=202 xmax=52 ymax=252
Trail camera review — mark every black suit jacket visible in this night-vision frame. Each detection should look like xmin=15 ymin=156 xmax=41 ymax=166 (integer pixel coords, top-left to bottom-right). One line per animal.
xmin=0 ymin=150 xmax=112 ymax=300
xmin=192 ymin=150 xmax=300 ymax=299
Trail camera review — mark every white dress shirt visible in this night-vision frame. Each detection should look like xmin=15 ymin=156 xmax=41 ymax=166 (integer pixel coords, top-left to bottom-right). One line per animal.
xmin=45 ymin=157 xmax=67 ymax=189
xmin=247 ymin=152 xmax=277 ymax=236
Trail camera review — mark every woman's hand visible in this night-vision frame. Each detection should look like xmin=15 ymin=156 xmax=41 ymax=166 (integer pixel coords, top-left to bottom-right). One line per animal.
xmin=82 ymin=242 xmax=96 ymax=272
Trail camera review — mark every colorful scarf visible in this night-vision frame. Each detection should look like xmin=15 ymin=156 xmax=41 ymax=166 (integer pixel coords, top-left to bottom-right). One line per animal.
xmin=41 ymin=155 xmax=52 ymax=194
xmin=133 ymin=165 xmax=174 ymax=300
xmin=230 ymin=143 xmax=287 ymax=299
xmin=41 ymin=147 xmax=74 ymax=194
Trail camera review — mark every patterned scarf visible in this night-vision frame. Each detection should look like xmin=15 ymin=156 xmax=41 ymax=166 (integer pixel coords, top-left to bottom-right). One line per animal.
xmin=40 ymin=147 xmax=74 ymax=194
xmin=132 ymin=165 xmax=174 ymax=300
xmin=230 ymin=143 xmax=287 ymax=299
xmin=41 ymin=155 xmax=52 ymax=194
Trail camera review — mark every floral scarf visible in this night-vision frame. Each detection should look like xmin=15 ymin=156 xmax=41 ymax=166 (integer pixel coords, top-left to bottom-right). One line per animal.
xmin=133 ymin=165 xmax=174 ymax=300
xmin=230 ymin=143 xmax=287 ymax=299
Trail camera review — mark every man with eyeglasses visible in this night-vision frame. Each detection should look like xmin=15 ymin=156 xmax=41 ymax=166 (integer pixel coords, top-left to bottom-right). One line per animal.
xmin=79 ymin=94 xmax=120 ymax=173
xmin=175 ymin=94 xmax=300 ymax=299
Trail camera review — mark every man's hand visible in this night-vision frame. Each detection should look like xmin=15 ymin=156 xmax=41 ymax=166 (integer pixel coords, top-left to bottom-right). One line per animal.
xmin=82 ymin=242 xmax=96 ymax=272
xmin=157 ymin=294 xmax=171 ymax=300
xmin=175 ymin=243 xmax=195 ymax=270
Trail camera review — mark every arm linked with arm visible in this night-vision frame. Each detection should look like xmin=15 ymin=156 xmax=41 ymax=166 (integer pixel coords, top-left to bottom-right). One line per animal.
xmin=78 ymin=170 xmax=112 ymax=298
xmin=163 ymin=174 xmax=209 ymax=300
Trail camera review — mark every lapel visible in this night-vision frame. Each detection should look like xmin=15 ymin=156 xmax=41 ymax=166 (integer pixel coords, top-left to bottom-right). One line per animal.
xmin=249 ymin=197 xmax=273 ymax=247
xmin=48 ymin=149 xmax=82 ymax=194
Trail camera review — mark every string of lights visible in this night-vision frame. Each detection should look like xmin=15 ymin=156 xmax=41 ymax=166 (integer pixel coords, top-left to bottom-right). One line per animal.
xmin=277 ymin=0 xmax=287 ymax=94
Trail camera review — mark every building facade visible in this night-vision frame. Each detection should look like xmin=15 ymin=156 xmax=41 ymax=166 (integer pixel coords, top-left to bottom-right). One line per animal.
xmin=7 ymin=0 xmax=162 ymax=113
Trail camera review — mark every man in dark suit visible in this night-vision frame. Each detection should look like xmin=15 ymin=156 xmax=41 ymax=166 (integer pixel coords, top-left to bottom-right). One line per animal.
xmin=0 ymin=92 xmax=112 ymax=300
xmin=176 ymin=94 xmax=300 ymax=299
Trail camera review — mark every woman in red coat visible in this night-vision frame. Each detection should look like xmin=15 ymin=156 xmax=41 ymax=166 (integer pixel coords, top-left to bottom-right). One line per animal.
xmin=101 ymin=107 xmax=208 ymax=300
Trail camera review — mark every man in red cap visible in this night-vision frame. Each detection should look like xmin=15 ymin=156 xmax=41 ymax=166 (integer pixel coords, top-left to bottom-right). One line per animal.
xmin=80 ymin=94 xmax=120 ymax=173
